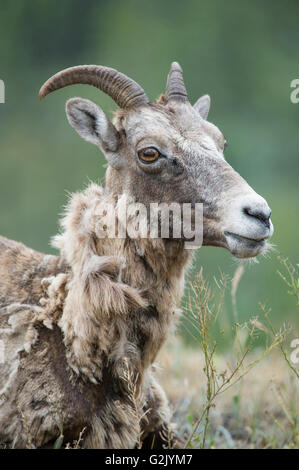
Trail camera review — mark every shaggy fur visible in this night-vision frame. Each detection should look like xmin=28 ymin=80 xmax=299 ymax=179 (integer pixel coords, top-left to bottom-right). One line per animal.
xmin=0 ymin=184 xmax=190 ymax=448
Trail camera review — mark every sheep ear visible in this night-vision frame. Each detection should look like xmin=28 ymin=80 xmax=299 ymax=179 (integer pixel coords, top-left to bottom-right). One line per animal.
xmin=193 ymin=94 xmax=211 ymax=120
xmin=66 ymin=98 xmax=121 ymax=165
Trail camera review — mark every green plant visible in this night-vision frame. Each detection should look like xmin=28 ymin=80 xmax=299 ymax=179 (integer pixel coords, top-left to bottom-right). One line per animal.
xmin=183 ymin=268 xmax=289 ymax=449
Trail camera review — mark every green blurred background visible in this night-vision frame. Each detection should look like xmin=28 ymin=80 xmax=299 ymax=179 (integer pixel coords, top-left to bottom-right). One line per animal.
xmin=0 ymin=0 xmax=298 ymax=346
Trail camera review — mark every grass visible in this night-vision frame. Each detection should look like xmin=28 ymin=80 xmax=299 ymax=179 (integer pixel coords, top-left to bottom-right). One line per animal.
xmin=157 ymin=256 xmax=299 ymax=449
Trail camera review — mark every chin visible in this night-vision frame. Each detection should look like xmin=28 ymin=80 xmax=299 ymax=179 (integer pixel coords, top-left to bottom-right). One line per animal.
xmin=224 ymin=232 xmax=270 ymax=259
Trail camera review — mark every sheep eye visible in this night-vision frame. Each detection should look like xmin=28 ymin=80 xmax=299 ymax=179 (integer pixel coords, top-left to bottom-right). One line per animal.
xmin=224 ymin=140 xmax=228 ymax=150
xmin=138 ymin=147 xmax=160 ymax=163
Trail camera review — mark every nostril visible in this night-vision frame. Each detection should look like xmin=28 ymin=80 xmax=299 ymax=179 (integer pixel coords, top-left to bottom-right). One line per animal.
xmin=243 ymin=207 xmax=271 ymax=229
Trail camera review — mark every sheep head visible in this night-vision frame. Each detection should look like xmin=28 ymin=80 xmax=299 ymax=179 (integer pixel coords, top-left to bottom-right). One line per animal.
xmin=40 ymin=63 xmax=273 ymax=258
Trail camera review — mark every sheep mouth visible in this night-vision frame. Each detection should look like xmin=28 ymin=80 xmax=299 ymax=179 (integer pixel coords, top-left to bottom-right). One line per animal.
xmin=224 ymin=231 xmax=268 ymax=258
xmin=224 ymin=231 xmax=268 ymax=244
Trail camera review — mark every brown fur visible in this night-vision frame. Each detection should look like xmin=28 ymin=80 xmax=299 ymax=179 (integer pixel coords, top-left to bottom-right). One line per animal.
xmin=0 ymin=63 xmax=273 ymax=448
xmin=0 ymin=185 xmax=189 ymax=448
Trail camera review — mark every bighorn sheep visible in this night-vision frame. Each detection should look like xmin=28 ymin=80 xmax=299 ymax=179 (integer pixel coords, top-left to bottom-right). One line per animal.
xmin=0 ymin=63 xmax=273 ymax=448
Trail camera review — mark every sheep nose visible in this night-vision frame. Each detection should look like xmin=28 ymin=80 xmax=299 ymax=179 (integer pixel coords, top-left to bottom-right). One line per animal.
xmin=243 ymin=206 xmax=271 ymax=229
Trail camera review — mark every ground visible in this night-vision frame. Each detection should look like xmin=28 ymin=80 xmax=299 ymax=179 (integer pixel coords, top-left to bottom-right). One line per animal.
xmin=157 ymin=336 xmax=299 ymax=449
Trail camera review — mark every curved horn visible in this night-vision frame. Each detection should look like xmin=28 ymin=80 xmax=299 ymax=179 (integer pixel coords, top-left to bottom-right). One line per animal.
xmin=165 ymin=62 xmax=188 ymax=103
xmin=39 ymin=65 xmax=149 ymax=109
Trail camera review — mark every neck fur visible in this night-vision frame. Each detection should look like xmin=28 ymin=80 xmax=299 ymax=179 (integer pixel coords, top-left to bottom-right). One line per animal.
xmin=52 ymin=183 xmax=193 ymax=383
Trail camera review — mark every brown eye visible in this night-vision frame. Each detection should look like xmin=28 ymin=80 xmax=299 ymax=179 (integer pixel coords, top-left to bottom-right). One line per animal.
xmin=138 ymin=147 xmax=160 ymax=163
xmin=224 ymin=140 xmax=228 ymax=149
